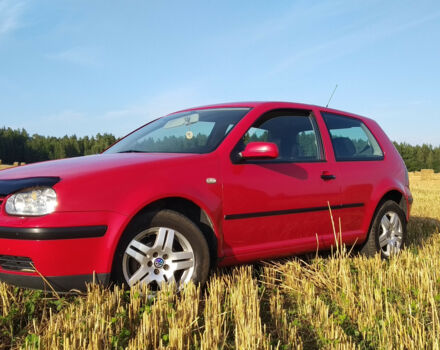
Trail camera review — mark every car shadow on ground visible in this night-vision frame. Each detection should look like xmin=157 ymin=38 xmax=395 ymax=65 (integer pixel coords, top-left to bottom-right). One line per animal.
xmin=406 ymin=215 xmax=440 ymax=248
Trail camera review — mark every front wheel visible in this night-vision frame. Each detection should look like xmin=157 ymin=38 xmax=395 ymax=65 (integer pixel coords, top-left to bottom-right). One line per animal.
xmin=112 ymin=210 xmax=210 ymax=290
xmin=359 ymin=200 xmax=407 ymax=258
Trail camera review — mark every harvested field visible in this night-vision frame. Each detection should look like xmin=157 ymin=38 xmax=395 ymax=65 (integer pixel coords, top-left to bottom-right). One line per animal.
xmin=0 ymin=172 xmax=439 ymax=349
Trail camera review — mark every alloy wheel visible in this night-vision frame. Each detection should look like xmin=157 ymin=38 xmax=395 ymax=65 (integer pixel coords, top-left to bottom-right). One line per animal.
xmin=378 ymin=211 xmax=403 ymax=257
xmin=122 ymin=227 xmax=195 ymax=289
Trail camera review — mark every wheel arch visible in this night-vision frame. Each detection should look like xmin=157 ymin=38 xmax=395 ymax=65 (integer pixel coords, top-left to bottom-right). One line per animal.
xmin=374 ymin=190 xmax=407 ymax=219
xmin=111 ymin=196 xmax=219 ymax=273
xmin=360 ymin=188 xmax=407 ymax=246
xmin=358 ymin=189 xmax=408 ymax=256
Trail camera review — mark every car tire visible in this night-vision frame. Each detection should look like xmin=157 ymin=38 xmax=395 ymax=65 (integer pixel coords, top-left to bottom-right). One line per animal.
xmin=359 ymin=200 xmax=407 ymax=258
xmin=112 ymin=209 xmax=210 ymax=290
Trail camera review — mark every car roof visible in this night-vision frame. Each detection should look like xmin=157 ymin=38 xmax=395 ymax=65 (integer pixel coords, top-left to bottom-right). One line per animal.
xmin=174 ymin=101 xmax=372 ymax=122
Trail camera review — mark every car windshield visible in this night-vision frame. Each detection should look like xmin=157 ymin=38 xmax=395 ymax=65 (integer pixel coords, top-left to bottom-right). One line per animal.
xmin=105 ymin=108 xmax=251 ymax=154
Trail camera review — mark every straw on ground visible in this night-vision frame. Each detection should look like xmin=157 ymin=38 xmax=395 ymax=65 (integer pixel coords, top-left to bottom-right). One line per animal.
xmin=0 ymin=172 xmax=439 ymax=349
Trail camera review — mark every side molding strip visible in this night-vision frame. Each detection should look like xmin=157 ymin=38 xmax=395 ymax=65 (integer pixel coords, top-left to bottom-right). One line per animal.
xmin=224 ymin=203 xmax=364 ymax=220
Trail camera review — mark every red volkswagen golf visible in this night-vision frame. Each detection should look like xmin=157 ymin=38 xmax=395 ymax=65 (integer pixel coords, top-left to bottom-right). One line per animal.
xmin=0 ymin=102 xmax=412 ymax=291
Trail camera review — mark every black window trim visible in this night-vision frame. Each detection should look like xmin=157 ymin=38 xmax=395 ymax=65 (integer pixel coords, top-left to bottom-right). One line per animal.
xmin=321 ymin=111 xmax=385 ymax=163
xmin=230 ymin=108 xmax=327 ymax=165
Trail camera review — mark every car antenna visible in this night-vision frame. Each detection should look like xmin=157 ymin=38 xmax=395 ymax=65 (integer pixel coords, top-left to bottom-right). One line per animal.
xmin=326 ymin=84 xmax=338 ymax=108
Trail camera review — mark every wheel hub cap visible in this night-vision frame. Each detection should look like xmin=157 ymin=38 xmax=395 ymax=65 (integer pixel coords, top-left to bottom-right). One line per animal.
xmin=154 ymin=257 xmax=165 ymax=268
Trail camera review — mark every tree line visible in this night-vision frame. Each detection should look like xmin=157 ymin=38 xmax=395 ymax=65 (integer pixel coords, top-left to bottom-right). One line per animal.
xmin=0 ymin=127 xmax=439 ymax=172
xmin=393 ymin=142 xmax=440 ymax=173
xmin=0 ymin=127 xmax=117 ymax=164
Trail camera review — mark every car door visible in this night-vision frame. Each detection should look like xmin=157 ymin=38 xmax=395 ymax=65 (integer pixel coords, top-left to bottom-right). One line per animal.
xmin=320 ymin=111 xmax=386 ymax=246
xmin=221 ymin=108 xmax=342 ymax=262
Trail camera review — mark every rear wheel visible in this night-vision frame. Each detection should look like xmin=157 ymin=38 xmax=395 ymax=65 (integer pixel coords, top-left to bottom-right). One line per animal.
xmin=113 ymin=210 xmax=210 ymax=290
xmin=360 ymin=200 xmax=407 ymax=258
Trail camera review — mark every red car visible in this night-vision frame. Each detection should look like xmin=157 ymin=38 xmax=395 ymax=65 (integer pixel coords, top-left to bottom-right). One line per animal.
xmin=0 ymin=102 xmax=412 ymax=291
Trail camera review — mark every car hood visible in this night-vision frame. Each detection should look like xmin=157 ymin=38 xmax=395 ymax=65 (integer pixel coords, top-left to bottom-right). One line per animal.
xmin=0 ymin=153 xmax=194 ymax=180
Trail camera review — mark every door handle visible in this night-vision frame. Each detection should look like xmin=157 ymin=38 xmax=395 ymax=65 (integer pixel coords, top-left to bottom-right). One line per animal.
xmin=321 ymin=172 xmax=336 ymax=180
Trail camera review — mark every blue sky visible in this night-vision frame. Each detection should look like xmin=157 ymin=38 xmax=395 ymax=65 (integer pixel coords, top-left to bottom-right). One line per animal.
xmin=0 ymin=0 xmax=439 ymax=145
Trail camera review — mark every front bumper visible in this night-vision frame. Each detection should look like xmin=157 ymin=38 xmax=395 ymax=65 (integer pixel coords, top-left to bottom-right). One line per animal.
xmin=0 ymin=225 xmax=107 ymax=240
xmin=0 ymin=272 xmax=110 ymax=292
xmin=0 ymin=210 xmax=129 ymax=292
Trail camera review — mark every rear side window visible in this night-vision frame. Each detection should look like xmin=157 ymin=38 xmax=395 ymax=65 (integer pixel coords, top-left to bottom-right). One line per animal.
xmin=322 ymin=112 xmax=384 ymax=161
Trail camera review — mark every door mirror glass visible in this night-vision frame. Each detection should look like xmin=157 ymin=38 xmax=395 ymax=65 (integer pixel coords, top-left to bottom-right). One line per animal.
xmin=240 ymin=142 xmax=279 ymax=160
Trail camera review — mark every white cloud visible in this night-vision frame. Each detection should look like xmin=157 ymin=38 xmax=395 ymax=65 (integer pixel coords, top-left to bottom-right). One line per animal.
xmin=267 ymin=6 xmax=440 ymax=77
xmin=0 ymin=0 xmax=25 ymax=37
xmin=247 ymin=0 xmax=351 ymax=45
xmin=22 ymin=85 xmax=210 ymax=137
xmin=46 ymin=46 xmax=101 ymax=67
xmin=23 ymin=110 xmax=89 ymax=137
xmin=97 ymin=86 xmax=210 ymax=136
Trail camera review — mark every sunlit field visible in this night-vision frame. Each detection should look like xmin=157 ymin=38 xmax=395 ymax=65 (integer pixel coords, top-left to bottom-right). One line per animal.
xmin=0 ymin=172 xmax=439 ymax=349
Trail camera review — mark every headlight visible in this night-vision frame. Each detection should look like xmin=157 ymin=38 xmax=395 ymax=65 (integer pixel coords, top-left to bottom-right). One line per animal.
xmin=5 ymin=187 xmax=58 ymax=216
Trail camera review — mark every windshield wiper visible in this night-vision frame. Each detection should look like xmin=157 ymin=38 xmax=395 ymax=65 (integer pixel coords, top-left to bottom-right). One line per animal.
xmin=117 ymin=150 xmax=145 ymax=153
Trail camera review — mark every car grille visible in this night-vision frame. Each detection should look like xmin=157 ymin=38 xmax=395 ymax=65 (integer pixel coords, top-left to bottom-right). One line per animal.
xmin=0 ymin=196 xmax=4 ymax=207
xmin=0 ymin=255 xmax=35 ymax=272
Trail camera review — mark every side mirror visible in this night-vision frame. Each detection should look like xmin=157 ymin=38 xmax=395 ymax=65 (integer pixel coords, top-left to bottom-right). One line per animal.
xmin=239 ymin=142 xmax=279 ymax=160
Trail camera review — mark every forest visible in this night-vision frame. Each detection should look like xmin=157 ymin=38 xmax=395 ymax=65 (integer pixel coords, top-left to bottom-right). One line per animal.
xmin=0 ymin=127 xmax=439 ymax=172
xmin=0 ymin=127 xmax=117 ymax=164
xmin=393 ymin=142 xmax=440 ymax=172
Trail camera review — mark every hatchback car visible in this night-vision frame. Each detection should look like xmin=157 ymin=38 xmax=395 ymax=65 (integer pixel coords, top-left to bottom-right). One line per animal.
xmin=0 ymin=102 xmax=412 ymax=291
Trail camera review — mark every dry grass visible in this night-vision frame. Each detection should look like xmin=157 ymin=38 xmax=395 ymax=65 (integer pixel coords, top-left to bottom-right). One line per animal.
xmin=0 ymin=162 xmax=25 ymax=170
xmin=0 ymin=165 xmax=14 ymax=170
xmin=0 ymin=173 xmax=439 ymax=349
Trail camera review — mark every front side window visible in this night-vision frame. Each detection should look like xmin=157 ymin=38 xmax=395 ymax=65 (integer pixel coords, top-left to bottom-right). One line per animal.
xmin=322 ymin=112 xmax=384 ymax=161
xmin=238 ymin=110 xmax=324 ymax=162
xmin=106 ymin=108 xmax=250 ymax=154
